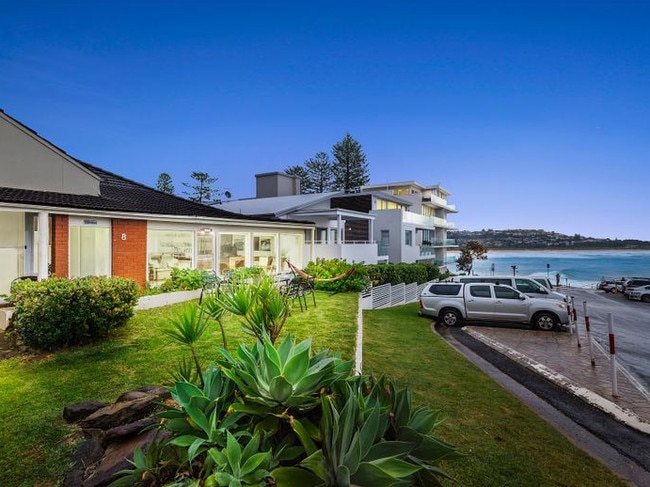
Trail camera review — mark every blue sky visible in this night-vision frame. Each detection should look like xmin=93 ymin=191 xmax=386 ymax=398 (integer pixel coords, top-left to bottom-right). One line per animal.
xmin=2 ymin=1 xmax=649 ymax=239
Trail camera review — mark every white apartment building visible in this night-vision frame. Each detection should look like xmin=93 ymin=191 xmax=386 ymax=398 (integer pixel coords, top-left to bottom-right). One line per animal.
xmin=216 ymin=173 xmax=458 ymax=266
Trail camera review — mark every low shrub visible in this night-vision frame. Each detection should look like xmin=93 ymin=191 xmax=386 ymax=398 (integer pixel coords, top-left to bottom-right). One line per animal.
xmin=302 ymin=258 xmax=369 ymax=293
xmin=365 ymin=262 xmax=447 ymax=286
xmin=157 ymin=267 xmax=210 ymax=293
xmin=226 ymin=266 xmax=266 ymax=281
xmin=11 ymin=276 xmax=139 ymax=350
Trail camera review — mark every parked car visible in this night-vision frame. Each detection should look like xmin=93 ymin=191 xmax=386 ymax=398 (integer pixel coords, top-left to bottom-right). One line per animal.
xmin=628 ymin=285 xmax=650 ymax=302
xmin=532 ymin=277 xmax=554 ymax=290
xmin=624 ymin=278 xmax=650 ymax=297
xmin=449 ymin=275 xmax=568 ymax=302
xmin=599 ymin=280 xmax=625 ymax=293
xmin=418 ymin=282 xmax=570 ymax=331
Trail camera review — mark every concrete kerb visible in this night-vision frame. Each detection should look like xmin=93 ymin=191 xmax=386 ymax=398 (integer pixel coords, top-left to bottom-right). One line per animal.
xmin=464 ymin=327 xmax=650 ymax=435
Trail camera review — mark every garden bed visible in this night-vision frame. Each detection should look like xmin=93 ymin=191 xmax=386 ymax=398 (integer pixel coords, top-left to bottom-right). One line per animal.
xmin=135 ymin=289 xmax=202 ymax=310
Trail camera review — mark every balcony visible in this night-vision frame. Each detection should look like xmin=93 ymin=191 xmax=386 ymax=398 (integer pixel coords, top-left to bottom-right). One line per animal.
xmin=401 ymin=211 xmax=457 ymax=230
xmin=421 ymin=239 xmax=457 ymax=248
xmin=308 ymin=241 xmax=379 ymax=264
xmin=422 ymin=194 xmax=457 ymax=212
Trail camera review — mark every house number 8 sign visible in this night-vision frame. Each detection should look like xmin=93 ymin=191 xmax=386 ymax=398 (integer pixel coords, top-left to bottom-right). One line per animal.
xmin=121 ymin=233 xmax=127 ymax=241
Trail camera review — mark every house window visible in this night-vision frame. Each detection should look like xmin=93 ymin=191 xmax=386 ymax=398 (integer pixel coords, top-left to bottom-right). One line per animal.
xmin=69 ymin=219 xmax=110 ymax=278
xmin=218 ymin=233 xmax=248 ymax=275
xmin=0 ymin=212 xmax=26 ymax=294
xmin=280 ymin=233 xmax=303 ymax=272
xmin=405 ymin=230 xmax=413 ymax=246
xmin=197 ymin=231 xmax=214 ymax=272
xmin=253 ymin=233 xmax=276 ymax=272
xmin=147 ymin=230 xmax=194 ymax=283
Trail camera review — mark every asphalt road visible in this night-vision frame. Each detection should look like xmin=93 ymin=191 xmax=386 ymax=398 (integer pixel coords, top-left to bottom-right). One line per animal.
xmin=562 ymin=287 xmax=650 ymax=391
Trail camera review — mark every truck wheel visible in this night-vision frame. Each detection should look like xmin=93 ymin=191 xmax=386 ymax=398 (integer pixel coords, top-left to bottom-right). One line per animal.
xmin=532 ymin=312 xmax=557 ymax=331
xmin=439 ymin=309 xmax=461 ymax=327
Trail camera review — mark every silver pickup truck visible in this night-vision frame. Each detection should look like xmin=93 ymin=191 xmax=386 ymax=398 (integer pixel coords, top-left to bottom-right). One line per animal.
xmin=419 ymin=282 xmax=570 ymax=331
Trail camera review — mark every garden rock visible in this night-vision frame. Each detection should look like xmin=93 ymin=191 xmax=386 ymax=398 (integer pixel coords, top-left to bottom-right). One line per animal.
xmin=104 ymin=417 xmax=157 ymax=442
xmin=116 ymin=385 xmax=169 ymax=402
xmin=79 ymin=394 xmax=158 ymax=430
xmin=63 ymin=401 xmax=108 ymax=423
xmin=82 ymin=429 xmax=158 ymax=487
xmin=64 ymin=385 xmax=168 ymax=487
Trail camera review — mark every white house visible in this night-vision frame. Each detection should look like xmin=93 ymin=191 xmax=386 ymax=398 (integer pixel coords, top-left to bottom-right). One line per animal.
xmin=0 ymin=110 xmax=314 ymax=296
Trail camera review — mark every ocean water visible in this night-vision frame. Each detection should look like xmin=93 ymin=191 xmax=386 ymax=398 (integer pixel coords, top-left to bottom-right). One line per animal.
xmin=446 ymin=249 xmax=650 ymax=288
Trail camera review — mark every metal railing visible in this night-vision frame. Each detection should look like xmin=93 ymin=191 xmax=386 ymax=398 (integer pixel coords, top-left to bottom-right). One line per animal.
xmin=360 ymin=281 xmax=429 ymax=309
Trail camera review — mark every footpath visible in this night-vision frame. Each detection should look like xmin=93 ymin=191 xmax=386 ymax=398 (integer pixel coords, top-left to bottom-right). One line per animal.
xmin=443 ymin=323 xmax=650 ymax=485
xmin=466 ymin=326 xmax=650 ymax=432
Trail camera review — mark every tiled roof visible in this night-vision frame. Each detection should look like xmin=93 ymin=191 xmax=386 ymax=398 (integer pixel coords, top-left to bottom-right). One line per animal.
xmin=0 ymin=159 xmax=283 ymax=222
xmin=216 ymin=192 xmax=344 ymax=217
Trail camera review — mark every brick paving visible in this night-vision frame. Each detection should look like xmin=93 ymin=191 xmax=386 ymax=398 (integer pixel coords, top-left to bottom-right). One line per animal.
xmin=465 ymin=325 xmax=650 ymax=430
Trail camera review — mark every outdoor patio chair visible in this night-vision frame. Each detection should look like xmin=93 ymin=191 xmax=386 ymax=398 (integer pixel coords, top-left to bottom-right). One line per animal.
xmin=281 ymin=277 xmax=309 ymax=312
xmin=296 ymin=277 xmax=316 ymax=307
xmin=198 ymin=270 xmax=221 ymax=305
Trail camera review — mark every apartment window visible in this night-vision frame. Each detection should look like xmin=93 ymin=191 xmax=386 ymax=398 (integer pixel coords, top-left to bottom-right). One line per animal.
xmin=376 ymin=198 xmax=407 ymax=211
xmin=405 ymin=230 xmax=413 ymax=246
xmin=379 ymin=230 xmax=390 ymax=255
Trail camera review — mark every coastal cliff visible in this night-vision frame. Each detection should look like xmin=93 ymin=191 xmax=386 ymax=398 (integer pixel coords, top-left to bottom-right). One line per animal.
xmin=449 ymin=229 xmax=650 ymax=250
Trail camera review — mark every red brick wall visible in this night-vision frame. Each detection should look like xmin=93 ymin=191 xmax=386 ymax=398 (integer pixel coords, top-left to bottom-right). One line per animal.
xmin=111 ymin=219 xmax=147 ymax=288
xmin=50 ymin=215 xmax=69 ymax=277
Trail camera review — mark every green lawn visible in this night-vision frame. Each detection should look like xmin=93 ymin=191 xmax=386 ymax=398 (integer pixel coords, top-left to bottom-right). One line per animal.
xmin=0 ymin=293 xmax=627 ymax=486
xmin=363 ymin=303 xmax=627 ymax=487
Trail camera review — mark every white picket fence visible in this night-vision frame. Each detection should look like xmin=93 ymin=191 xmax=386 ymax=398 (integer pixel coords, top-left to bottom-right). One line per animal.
xmin=360 ymin=282 xmax=428 ymax=310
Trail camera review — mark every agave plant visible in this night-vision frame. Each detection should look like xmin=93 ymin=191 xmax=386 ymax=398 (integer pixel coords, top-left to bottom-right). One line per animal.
xmin=204 ymin=431 xmax=272 ymax=487
xmin=218 ymin=334 xmax=353 ymax=411
xmin=157 ymin=366 xmax=241 ymax=469
xmin=363 ymin=376 xmax=460 ymax=486
xmin=273 ymin=388 xmax=417 ymax=487
xmin=108 ymin=438 xmax=178 ymax=487
xmin=272 ymin=376 xmax=459 ymax=487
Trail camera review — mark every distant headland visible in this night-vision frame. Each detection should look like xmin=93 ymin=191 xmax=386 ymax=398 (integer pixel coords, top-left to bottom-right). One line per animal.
xmin=449 ymin=229 xmax=650 ymax=250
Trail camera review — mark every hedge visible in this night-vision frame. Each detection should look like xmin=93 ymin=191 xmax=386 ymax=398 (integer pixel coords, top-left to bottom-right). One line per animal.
xmin=11 ymin=276 xmax=139 ymax=350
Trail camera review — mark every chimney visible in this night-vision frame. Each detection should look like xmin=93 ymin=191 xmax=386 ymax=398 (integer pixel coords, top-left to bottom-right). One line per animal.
xmin=255 ymin=172 xmax=301 ymax=198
